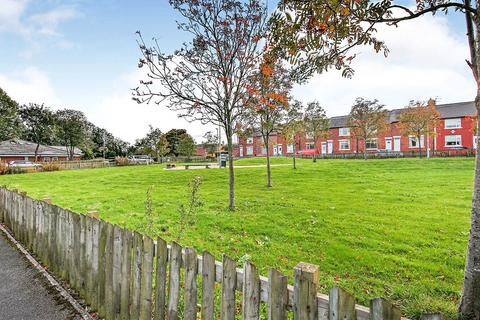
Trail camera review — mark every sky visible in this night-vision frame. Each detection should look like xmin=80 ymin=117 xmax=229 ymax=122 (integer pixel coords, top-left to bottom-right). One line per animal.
xmin=0 ymin=0 xmax=476 ymax=144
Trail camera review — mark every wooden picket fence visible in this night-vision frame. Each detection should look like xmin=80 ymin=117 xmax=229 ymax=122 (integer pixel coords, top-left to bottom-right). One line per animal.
xmin=0 ymin=187 xmax=444 ymax=320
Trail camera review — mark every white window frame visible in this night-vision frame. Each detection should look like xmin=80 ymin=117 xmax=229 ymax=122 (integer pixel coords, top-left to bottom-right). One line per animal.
xmin=408 ymin=135 xmax=425 ymax=148
xmin=445 ymin=135 xmax=462 ymax=147
xmin=287 ymin=144 xmax=294 ymax=153
xmin=339 ymin=139 xmax=350 ymax=151
xmin=365 ymin=139 xmax=378 ymax=150
xmin=246 ymin=146 xmax=253 ymax=155
xmin=339 ymin=127 xmax=350 ymax=137
xmin=305 ymin=142 xmax=315 ymax=150
xmin=246 ymin=137 xmax=254 ymax=144
xmin=444 ymin=118 xmax=462 ymax=129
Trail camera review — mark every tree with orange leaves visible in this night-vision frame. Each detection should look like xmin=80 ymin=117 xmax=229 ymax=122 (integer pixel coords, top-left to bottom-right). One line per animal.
xmin=244 ymin=54 xmax=292 ymax=187
xmin=399 ymin=100 xmax=440 ymax=158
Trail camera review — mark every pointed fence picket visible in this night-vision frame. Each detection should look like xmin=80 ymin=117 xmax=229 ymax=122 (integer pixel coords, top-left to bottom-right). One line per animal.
xmin=0 ymin=187 xmax=444 ymax=320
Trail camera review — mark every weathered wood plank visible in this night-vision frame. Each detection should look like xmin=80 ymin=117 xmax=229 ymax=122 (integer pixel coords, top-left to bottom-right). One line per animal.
xmin=105 ymin=223 xmax=116 ymax=320
xmin=120 ymin=229 xmax=133 ymax=320
xmin=112 ymin=225 xmax=124 ymax=320
xmin=167 ymin=241 xmax=182 ymax=320
xmin=329 ymin=287 xmax=356 ymax=320
xmin=268 ymin=268 xmax=288 ymax=320
xmin=90 ymin=218 xmax=100 ymax=311
xmin=370 ymin=298 xmax=401 ymax=320
xmin=97 ymin=220 xmax=108 ymax=318
xmin=184 ymin=247 xmax=198 ymax=320
xmin=79 ymin=214 xmax=87 ymax=297
xmin=153 ymin=238 xmax=167 ymax=320
xmin=293 ymin=262 xmax=319 ymax=320
xmin=139 ymin=236 xmax=154 ymax=320
xmin=242 ymin=261 xmax=260 ymax=320
xmin=221 ymin=255 xmax=237 ymax=320
xmin=130 ymin=232 xmax=143 ymax=320
xmin=201 ymin=251 xmax=216 ymax=320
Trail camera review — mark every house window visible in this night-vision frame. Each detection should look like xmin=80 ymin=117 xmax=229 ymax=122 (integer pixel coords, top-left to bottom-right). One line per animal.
xmin=261 ymin=146 xmax=267 ymax=155
xmin=408 ymin=135 xmax=424 ymax=148
xmin=246 ymin=137 xmax=254 ymax=144
xmin=339 ymin=127 xmax=350 ymax=136
xmin=365 ymin=139 xmax=378 ymax=149
xmin=306 ymin=143 xmax=315 ymax=150
xmin=445 ymin=135 xmax=462 ymax=147
xmin=339 ymin=140 xmax=350 ymax=150
xmin=444 ymin=118 xmax=461 ymax=129
xmin=246 ymin=146 xmax=253 ymax=155
xmin=287 ymin=144 xmax=294 ymax=153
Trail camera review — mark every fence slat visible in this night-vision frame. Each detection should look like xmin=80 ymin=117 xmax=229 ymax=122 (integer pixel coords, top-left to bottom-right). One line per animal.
xmin=120 ymin=229 xmax=133 ymax=320
xmin=130 ymin=232 xmax=143 ymax=320
xmin=268 ymin=268 xmax=288 ymax=320
xmin=167 ymin=241 xmax=182 ymax=320
xmin=184 ymin=247 xmax=198 ymax=320
xmin=97 ymin=220 xmax=108 ymax=318
xmin=370 ymin=298 xmax=401 ymax=320
xmin=90 ymin=218 xmax=100 ymax=311
xmin=221 ymin=255 xmax=237 ymax=320
xmin=202 ymin=251 xmax=216 ymax=320
xmin=329 ymin=287 xmax=356 ymax=320
xmin=113 ymin=225 xmax=124 ymax=320
xmin=242 ymin=261 xmax=260 ymax=320
xmin=153 ymin=238 xmax=167 ymax=320
xmin=105 ymin=223 xmax=115 ymax=320
xmin=293 ymin=262 xmax=319 ymax=320
xmin=139 ymin=236 xmax=154 ymax=320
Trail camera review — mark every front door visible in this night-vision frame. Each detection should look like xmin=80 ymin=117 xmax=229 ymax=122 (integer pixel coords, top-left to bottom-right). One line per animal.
xmin=277 ymin=145 xmax=283 ymax=155
xmin=240 ymin=147 xmax=244 ymax=157
xmin=321 ymin=142 xmax=327 ymax=155
xmin=273 ymin=146 xmax=278 ymax=156
xmin=385 ymin=138 xmax=392 ymax=151
xmin=393 ymin=137 xmax=401 ymax=151
xmin=327 ymin=141 xmax=333 ymax=154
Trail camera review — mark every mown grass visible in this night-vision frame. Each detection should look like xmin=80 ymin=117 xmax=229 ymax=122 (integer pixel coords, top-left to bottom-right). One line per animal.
xmin=0 ymin=157 xmax=474 ymax=318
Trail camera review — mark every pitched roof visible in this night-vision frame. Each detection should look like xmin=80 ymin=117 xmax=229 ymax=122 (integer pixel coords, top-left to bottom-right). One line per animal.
xmin=0 ymin=139 xmax=83 ymax=157
xmin=329 ymin=101 xmax=476 ymax=128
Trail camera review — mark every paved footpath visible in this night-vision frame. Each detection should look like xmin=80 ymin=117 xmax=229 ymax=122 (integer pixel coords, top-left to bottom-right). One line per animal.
xmin=0 ymin=231 xmax=79 ymax=320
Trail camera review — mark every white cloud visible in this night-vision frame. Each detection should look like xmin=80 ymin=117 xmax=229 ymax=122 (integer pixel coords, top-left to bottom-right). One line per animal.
xmin=0 ymin=67 xmax=62 ymax=106
xmin=0 ymin=0 xmax=29 ymax=34
xmin=89 ymin=69 xmax=217 ymax=144
xmin=29 ymin=6 xmax=78 ymax=37
xmin=293 ymin=14 xmax=476 ymax=117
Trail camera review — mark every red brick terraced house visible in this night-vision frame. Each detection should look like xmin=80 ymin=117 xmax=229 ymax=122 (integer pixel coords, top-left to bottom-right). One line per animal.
xmin=237 ymin=101 xmax=477 ymax=157
xmin=0 ymin=139 xmax=83 ymax=163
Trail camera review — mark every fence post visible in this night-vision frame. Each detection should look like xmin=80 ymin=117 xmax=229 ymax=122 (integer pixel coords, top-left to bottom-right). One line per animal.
xmin=268 ymin=268 xmax=288 ymax=320
xmin=242 ymin=261 xmax=260 ymax=320
xmin=153 ymin=238 xmax=167 ymax=320
xmin=97 ymin=220 xmax=108 ymax=318
xmin=130 ymin=232 xmax=143 ymax=319
xmin=120 ymin=229 xmax=133 ymax=320
xmin=105 ymin=223 xmax=115 ymax=320
xmin=112 ymin=225 xmax=124 ymax=319
xmin=139 ymin=236 xmax=154 ymax=320
xmin=370 ymin=298 xmax=401 ymax=320
xmin=293 ymin=262 xmax=319 ymax=320
xmin=184 ymin=247 xmax=198 ymax=320
xmin=167 ymin=241 xmax=182 ymax=320
xmin=221 ymin=255 xmax=237 ymax=320
xmin=329 ymin=287 xmax=356 ymax=320
xmin=202 ymin=250 xmax=216 ymax=320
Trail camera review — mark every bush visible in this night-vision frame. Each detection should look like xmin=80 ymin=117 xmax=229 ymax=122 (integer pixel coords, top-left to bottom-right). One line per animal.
xmin=115 ymin=157 xmax=130 ymax=166
xmin=0 ymin=162 xmax=8 ymax=175
xmin=42 ymin=162 xmax=61 ymax=172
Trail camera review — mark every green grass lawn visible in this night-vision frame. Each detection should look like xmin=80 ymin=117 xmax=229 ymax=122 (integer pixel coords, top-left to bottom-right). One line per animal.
xmin=0 ymin=157 xmax=474 ymax=318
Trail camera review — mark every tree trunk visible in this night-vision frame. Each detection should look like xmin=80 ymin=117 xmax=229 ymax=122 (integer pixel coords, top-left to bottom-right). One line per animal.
xmin=293 ymin=144 xmax=296 ymax=169
xmin=460 ymin=95 xmax=480 ymax=320
xmin=226 ymin=133 xmax=235 ymax=211
xmin=34 ymin=143 xmax=40 ymax=162
xmin=363 ymin=139 xmax=368 ymax=160
xmin=266 ymin=138 xmax=272 ymax=188
xmin=418 ymin=135 xmax=422 ymax=158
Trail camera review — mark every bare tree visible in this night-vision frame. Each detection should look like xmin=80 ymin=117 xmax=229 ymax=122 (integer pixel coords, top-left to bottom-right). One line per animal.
xmin=133 ymin=0 xmax=266 ymax=210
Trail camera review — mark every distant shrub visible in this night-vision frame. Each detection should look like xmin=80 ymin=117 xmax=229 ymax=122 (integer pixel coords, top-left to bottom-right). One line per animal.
xmin=0 ymin=162 xmax=8 ymax=175
xmin=115 ymin=157 xmax=129 ymax=166
xmin=42 ymin=162 xmax=61 ymax=172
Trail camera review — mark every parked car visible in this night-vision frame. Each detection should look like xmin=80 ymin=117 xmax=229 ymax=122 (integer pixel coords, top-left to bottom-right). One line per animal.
xmin=128 ymin=155 xmax=154 ymax=165
xmin=8 ymin=160 xmax=43 ymax=169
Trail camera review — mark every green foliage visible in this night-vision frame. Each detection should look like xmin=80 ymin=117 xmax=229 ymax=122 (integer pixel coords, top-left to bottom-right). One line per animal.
xmin=20 ymin=103 xmax=56 ymax=159
xmin=165 ymin=129 xmax=188 ymax=156
xmin=0 ymin=88 xmax=23 ymax=140
xmin=177 ymin=176 xmax=203 ymax=242
xmin=144 ymin=185 xmax=156 ymax=237
xmin=177 ymin=133 xmax=196 ymax=158
xmin=54 ymin=109 xmax=88 ymax=160
xmin=202 ymin=131 xmax=219 ymax=156
xmin=304 ymin=101 xmax=330 ymax=147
